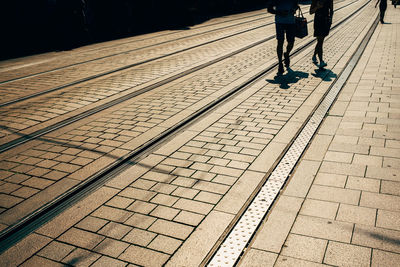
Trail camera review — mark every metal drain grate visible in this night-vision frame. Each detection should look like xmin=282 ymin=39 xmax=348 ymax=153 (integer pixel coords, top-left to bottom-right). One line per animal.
xmin=207 ymin=14 xmax=379 ymax=267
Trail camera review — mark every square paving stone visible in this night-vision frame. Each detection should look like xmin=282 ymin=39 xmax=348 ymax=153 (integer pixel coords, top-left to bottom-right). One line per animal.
xmin=122 ymin=228 xmax=156 ymax=246
xmin=281 ymin=234 xmax=327 ymax=263
xmin=98 ymin=222 xmax=132 ymax=239
xmin=148 ymin=235 xmax=182 ymax=254
xmin=58 ymin=228 xmax=104 ymax=250
xmin=37 ymin=241 xmax=75 ymax=261
xmin=93 ymin=238 xmax=129 ymax=258
xmin=119 ymin=245 xmax=169 ymax=267
xmin=76 ymin=216 xmax=108 ymax=232
xmin=324 ymin=241 xmax=371 ymax=267
xmin=239 ymin=249 xmax=277 ymax=267
xmin=91 ymin=256 xmax=127 ymax=267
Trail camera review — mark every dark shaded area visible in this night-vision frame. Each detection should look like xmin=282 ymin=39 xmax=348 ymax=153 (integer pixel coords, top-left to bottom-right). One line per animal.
xmin=311 ymin=67 xmax=337 ymax=81
xmin=0 ymin=0 xmax=268 ymax=60
xmin=267 ymin=68 xmax=309 ymax=89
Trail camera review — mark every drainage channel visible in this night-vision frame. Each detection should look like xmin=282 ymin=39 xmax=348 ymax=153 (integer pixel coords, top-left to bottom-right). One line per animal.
xmin=0 ymin=0 xmax=372 ymax=255
xmin=206 ymin=13 xmax=379 ymax=267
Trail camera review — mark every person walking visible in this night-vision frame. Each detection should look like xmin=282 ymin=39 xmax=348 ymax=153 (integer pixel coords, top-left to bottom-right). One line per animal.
xmin=267 ymin=0 xmax=299 ymax=75
xmin=310 ymin=0 xmax=333 ymax=69
xmin=376 ymin=0 xmax=388 ymax=23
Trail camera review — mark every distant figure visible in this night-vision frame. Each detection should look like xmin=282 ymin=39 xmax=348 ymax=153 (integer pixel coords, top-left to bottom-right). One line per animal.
xmin=310 ymin=0 xmax=333 ymax=69
xmin=267 ymin=0 xmax=300 ymax=75
xmin=375 ymin=0 xmax=388 ymax=23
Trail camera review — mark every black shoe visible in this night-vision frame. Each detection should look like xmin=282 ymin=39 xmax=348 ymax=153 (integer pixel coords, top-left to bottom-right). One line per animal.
xmin=284 ymin=52 xmax=290 ymax=68
xmin=277 ymin=63 xmax=284 ymax=75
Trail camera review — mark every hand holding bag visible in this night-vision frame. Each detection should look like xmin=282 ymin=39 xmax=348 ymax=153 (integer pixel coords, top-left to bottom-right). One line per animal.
xmin=294 ymin=7 xmax=308 ymax=38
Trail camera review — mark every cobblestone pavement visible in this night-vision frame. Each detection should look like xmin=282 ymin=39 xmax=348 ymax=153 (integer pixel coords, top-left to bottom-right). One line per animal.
xmin=0 ymin=0 xmax=367 ymax=233
xmin=0 ymin=1 xmax=395 ymax=266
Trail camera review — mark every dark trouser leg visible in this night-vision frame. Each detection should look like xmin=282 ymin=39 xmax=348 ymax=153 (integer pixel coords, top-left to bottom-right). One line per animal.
xmin=315 ymin=36 xmax=325 ymax=62
xmin=277 ymin=39 xmax=284 ymax=63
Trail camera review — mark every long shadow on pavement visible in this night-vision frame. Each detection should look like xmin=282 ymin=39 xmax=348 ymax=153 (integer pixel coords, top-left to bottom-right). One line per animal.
xmin=266 ymin=68 xmax=309 ymax=89
xmin=311 ymin=68 xmax=337 ymax=82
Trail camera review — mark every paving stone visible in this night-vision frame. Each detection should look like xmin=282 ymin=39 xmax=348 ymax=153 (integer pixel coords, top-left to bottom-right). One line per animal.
xmin=91 ymin=256 xmax=128 ymax=267
xmin=36 ymin=186 xmax=117 ymax=238
xmin=372 ymin=249 xmax=400 ymax=267
xmin=376 ymin=210 xmax=400 ymax=231
xmin=58 ymin=228 xmax=104 ymax=250
xmin=292 ymin=215 xmax=353 ymax=243
xmin=149 ymin=219 xmax=193 ymax=240
xmin=126 ymin=200 xmax=157 ymax=214
xmin=308 ymin=184 xmax=361 ymax=205
xmin=0 ymin=193 xmax=24 ymax=208
xmin=173 ymin=210 xmax=204 ymax=226
xmin=324 ymin=151 xmax=353 ymax=163
xmin=346 ymin=176 xmax=380 ymax=192
xmin=119 ymin=245 xmax=169 ymax=267
xmin=194 ymin=191 xmax=221 ymax=204
xmin=37 ymin=241 xmax=75 ymax=261
xmin=122 ymin=228 xmax=156 ymax=246
xmin=98 ymin=222 xmax=132 ymax=239
xmin=314 ymin=173 xmax=347 ymax=188
xmin=300 ymin=199 xmax=339 ymax=220
xmin=148 ymin=235 xmax=182 ymax=254
xmin=167 ymin=211 xmax=234 ymax=267
xmin=173 ymin=198 xmax=213 ymax=215
xmin=93 ymin=238 xmax=130 ymax=257
xmin=106 ymin=196 xmax=135 ymax=209
xmin=283 ymin=160 xmax=320 ymax=198
xmin=353 ymin=224 xmax=400 ymax=253
xmin=319 ymin=161 xmax=366 ymax=177
xmin=0 ymin=233 xmax=51 ymax=266
xmin=150 ymin=206 xmax=180 ymax=220
xmin=239 ymin=249 xmax=277 ymax=267
xmin=281 ymin=234 xmax=327 ymax=263
xmin=149 ymin=183 xmax=177 ymax=195
xmin=252 ymin=196 xmax=302 ymax=253
xmin=381 ymin=180 xmax=400 ymax=196
xmin=336 ymin=203 xmax=376 ymax=226
xmin=119 ymin=187 xmax=157 ymax=202
xmin=192 ymin=181 xmax=229 ymax=194
xmin=91 ymin=206 xmax=132 ymax=223
xmin=275 ymin=255 xmax=329 ymax=267
xmin=151 ymin=194 xmax=179 ymax=206
xmin=11 ymin=186 xmax=40 ymax=198
xmin=124 ymin=213 xmax=156 ymax=229
xmin=20 ymin=256 xmax=64 ymax=267
xmin=366 ymin=166 xmax=400 ymax=182
xmin=130 ymin=179 xmax=157 ymax=190
xmin=360 ymin=191 xmax=400 ymax=212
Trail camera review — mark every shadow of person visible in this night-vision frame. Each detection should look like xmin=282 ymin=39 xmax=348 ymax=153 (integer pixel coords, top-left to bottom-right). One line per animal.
xmin=266 ymin=68 xmax=309 ymax=89
xmin=312 ymin=68 xmax=337 ymax=82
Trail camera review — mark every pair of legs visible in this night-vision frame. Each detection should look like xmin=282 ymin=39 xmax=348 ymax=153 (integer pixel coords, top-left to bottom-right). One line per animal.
xmin=313 ymin=36 xmax=326 ymax=66
xmin=277 ymin=39 xmax=294 ymax=66
xmin=379 ymin=8 xmax=386 ymax=23
xmin=276 ymin=23 xmax=295 ymax=74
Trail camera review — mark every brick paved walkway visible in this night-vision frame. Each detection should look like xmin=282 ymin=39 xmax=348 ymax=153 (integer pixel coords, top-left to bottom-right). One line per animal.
xmin=1 ymin=2 xmax=399 ymax=267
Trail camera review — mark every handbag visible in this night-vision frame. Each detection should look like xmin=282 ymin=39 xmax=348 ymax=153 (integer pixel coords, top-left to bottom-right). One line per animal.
xmin=294 ymin=7 xmax=308 ymax=38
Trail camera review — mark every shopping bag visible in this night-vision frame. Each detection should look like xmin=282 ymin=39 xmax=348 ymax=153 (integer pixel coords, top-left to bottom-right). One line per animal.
xmin=294 ymin=7 xmax=308 ymax=38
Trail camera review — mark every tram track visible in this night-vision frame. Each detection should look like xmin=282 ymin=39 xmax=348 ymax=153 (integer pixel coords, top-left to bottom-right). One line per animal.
xmin=0 ymin=0 xmax=374 ymax=255
xmin=0 ymin=0 xmax=356 ymax=110
xmin=0 ymin=0 xmax=362 ymax=153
